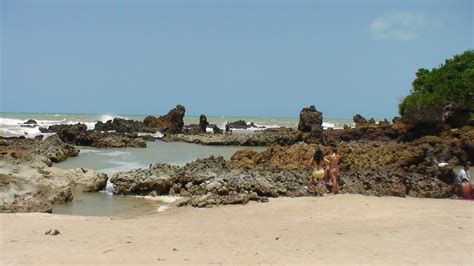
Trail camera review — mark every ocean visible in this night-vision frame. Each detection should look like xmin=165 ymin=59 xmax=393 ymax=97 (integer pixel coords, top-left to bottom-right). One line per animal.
xmin=0 ymin=112 xmax=354 ymax=138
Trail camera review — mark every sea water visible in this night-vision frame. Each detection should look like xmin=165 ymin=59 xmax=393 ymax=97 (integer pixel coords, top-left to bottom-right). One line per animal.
xmin=0 ymin=112 xmax=354 ymax=138
xmin=52 ymin=141 xmax=265 ymax=216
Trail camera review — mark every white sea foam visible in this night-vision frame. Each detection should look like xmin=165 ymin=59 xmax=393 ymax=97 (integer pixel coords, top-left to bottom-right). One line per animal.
xmin=100 ymin=151 xmax=131 ymax=157
xmin=137 ymin=131 xmax=164 ymax=138
xmin=140 ymin=195 xmax=181 ymax=203
xmin=78 ymin=149 xmax=101 ymax=154
xmin=156 ymin=206 xmax=171 ymax=212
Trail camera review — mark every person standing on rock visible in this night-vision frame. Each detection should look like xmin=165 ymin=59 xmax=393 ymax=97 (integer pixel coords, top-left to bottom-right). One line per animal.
xmin=457 ymin=162 xmax=472 ymax=199
xmin=327 ymin=146 xmax=341 ymax=194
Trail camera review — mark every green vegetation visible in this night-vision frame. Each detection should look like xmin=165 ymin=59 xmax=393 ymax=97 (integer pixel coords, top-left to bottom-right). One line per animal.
xmin=399 ymin=50 xmax=474 ymax=117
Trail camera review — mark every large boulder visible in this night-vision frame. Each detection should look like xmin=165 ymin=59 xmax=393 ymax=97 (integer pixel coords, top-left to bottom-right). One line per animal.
xmin=143 ymin=105 xmax=186 ymax=134
xmin=298 ymin=105 xmax=323 ymax=132
xmin=199 ymin=115 xmax=209 ymax=132
xmin=111 ymin=163 xmax=179 ymax=195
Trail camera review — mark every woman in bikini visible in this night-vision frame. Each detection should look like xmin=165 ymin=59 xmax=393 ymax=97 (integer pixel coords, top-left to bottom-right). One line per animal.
xmin=306 ymin=148 xmax=330 ymax=195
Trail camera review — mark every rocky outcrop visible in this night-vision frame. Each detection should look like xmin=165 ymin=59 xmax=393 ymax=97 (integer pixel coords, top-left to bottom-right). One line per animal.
xmin=162 ymin=128 xmax=302 ymax=146
xmin=41 ymin=124 xmax=147 ymax=148
xmin=110 ymin=138 xmax=463 ymax=208
xmin=0 ymin=134 xmax=79 ymax=163
xmin=199 ymin=115 xmax=209 ymax=132
xmin=24 ymin=119 xmax=37 ymax=125
xmin=298 ymin=105 xmax=323 ymax=132
xmin=94 ymin=118 xmax=156 ymax=133
xmin=441 ymin=103 xmax=470 ymax=129
xmin=228 ymin=120 xmax=259 ymax=129
xmin=353 ymin=114 xmax=368 ymax=127
xmin=111 ymin=163 xmax=179 ymax=195
xmin=0 ymin=149 xmax=108 ymax=213
xmin=182 ymin=115 xmax=210 ymax=135
xmin=298 ymin=106 xmax=324 ymax=143
xmin=143 ymin=105 xmax=186 ymax=134
xmin=111 ymin=156 xmax=304 ymax=207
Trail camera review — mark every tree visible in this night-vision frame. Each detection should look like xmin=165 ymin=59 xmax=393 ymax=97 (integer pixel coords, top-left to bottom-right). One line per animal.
xmin=399 ymin=50 xmax=474 ymax=118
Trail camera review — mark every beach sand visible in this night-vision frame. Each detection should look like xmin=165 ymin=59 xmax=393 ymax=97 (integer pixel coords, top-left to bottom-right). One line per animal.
xmin=1 ymin=194 xmax=473 ymax=265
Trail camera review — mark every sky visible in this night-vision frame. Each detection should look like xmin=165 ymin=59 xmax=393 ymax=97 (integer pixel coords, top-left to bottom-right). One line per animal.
xmin=0 ymin=0 xmax=472 ymax=119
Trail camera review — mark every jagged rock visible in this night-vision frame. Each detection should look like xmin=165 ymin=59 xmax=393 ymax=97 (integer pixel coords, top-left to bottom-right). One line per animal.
xmin=298 ymin=106 xmax=323 ymax=133
xmin=94 ymin=118 xmax=156 ymax=133
xmin=40 ymin=124 xmax=147 ymax=148
xmin=0 ymin=134 xmax=79 ymax=163
xmin=298 ymin=106 xmax=324 ymax=144
xmin=353 ymin=114 xmax=368 ymax=127
xmin=111 ymin=164 xmax=179 ymax=195
xmin=143 ymin=105 xmax=186 ymax=134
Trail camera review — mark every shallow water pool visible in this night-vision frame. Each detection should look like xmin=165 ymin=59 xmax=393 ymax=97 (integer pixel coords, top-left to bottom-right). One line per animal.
xmin=52 ymin=140 xmax=265 ymax=216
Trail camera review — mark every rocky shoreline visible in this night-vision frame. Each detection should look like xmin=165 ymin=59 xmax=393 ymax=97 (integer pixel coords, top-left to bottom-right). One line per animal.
xmin=1 ymin=103 xmax=473 ymax=212
xmin=0 ymin=136 xmax=107 ymax=213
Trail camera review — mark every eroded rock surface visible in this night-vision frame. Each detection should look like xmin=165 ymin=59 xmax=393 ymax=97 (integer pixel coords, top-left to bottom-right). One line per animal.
xmin=144 ymin=105 xmax=186 ymax=134
xmin=0 ymin=149 xmax=107 ymax=213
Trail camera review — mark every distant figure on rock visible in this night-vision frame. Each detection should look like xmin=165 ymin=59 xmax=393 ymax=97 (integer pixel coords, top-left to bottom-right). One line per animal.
xmin=327 ymin=146 xmax=341 ymax=194
xmin=457 ymin=162 xmax=472 ymax=199
xmin=305 ymin=148 xmax=330 ymax=196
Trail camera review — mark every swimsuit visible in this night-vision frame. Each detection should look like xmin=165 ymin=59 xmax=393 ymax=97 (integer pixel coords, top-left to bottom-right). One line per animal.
xmin=312 ymin=169 xmax=325 ymax=180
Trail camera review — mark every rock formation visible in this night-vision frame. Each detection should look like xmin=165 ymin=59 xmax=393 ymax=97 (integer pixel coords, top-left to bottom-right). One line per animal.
xmin=298 ymin=106 xmax=324 ymax=143
xmin=163 ymin=128 xmax=302 ymax=146
xmin=199 ymin=115 xmax=209 ymax=132
xmin=143 ymin=105 xmax=186 ymax=134
xmin=41 ymin=124 xmax=147 ymax=148
xmin=0 ymin=149 xmax=107 ymax=213
xmin=94 ymin=118 xmax=156 ymax=133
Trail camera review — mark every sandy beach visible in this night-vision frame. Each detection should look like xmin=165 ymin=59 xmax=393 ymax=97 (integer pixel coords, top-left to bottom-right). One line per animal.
xmin=1 ymin=194 xmax=473 ymax=265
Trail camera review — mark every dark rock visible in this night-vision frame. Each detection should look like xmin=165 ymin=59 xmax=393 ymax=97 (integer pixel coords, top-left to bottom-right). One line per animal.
xmin=143 ymin=105 xmax=186 ymax=134
xmin=298 ymin=105 xmax=323 ymax=133
xmin=199 ymin=115 xmax=209 ymax=132
xmin=44 ymin=123 xmax=147 ymax=148
xmin=94 ymin=118 xmax=155 ymax=133
xmin=229 ymin=120 xmax=257 ymax=129
xmin=45 ymin=229 xmax=61 ymax=235
xmin=441 ymin=103 xmax=470 ymax=128
xmin=353 ymin=114 xmax=368 ymax=127
xmin=24 ymin=119 xmax=37 ymax=125
xmin=212 ymin=125 xmax=223 ymax=134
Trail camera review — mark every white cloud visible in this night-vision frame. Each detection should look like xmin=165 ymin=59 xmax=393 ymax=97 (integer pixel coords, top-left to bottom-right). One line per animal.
xmin=369 ymin=12 xmax=426 ymax=41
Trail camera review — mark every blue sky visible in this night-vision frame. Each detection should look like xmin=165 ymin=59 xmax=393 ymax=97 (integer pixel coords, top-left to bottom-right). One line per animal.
xmin=1 ymin=0 xmax=472 ymax=118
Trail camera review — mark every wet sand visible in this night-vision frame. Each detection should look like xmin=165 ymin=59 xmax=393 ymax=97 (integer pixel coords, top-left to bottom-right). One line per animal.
xmin=1 ymin=195 xmax=473 ymax=265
